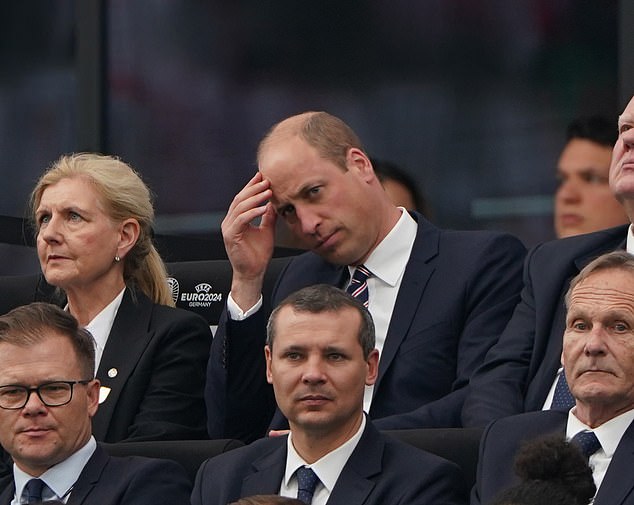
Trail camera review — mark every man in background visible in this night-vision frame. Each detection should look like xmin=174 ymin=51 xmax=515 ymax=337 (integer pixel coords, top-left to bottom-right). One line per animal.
xmin=462 ymin=99 xmax=634 ymax=427
xmin=554 ymin=115 xmax=628 ymax=238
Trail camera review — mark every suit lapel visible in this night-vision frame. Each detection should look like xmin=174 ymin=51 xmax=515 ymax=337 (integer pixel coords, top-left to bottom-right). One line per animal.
xmin=297 ymin=256 xmax=347 ymax=292
xmin=595 ymin=420 xmax=634 ymax=505
xmin=0 ymin=482 xmax=14 ymax=505
xmin=572 ymin=234 xmax=627 ymax=273
xmin=241 ymin=423 xmax=383 ymax=505
xmin=321 ymin=262 xmax=348 ymax=290
xmin=92 ymin=288 xmax=154 ymax=440
xmin=327 ymin=421 xmax=383 ymax=505
xmin=530 ymin=279 xmax=572 ymax=406
xmin=0 ymin=448 xmax=109 ymax=505
xmin=375 ymin=216 xmax=438 ymax=388
xmin=66 ymin=445 xmax=109 ymax=505
xmin=241 ymin=443 xmax=287 ymax=497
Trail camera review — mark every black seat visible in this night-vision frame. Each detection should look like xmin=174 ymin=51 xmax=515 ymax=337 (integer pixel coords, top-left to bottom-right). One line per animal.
xmin=101 ymin=438 xmax=244 ymax=483
xmin=166 ymin=256 xmax=293 ymax=331
xmin=383 ymin=427 xmax=483 ymax=491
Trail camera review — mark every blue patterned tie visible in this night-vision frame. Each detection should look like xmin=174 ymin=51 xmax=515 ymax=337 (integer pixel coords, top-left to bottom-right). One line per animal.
xmin=296 ymin=466 xmax=319 ymax=504
xmin=346 ymin=265 xmax=371 ymax=308
xmin=550 ymin=370 xmax=576 ymax=411
xmin=571 ymin=430 xmax=601 ymax=459
xmin=22 ymin=478 xmax=45 ymax=504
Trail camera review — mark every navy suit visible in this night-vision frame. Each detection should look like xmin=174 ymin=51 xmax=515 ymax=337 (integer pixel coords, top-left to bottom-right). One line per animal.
xmin=0 ymin=445 xmax=192 ymax=505
xmin=472 ymin=410 xmax=634 ymax=505
xmin=93 ymin=288 xmax=212 ymax=442
xmin=192 ymin=420 xmax=467 ymax=505
xmin=207 ymin=214 xmax=526 ymax=442
xmin=462 ymin=225 xmax=628 ymax=427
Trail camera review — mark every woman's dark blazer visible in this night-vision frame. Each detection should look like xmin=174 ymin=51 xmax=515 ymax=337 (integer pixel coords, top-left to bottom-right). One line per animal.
xmin=92 ymin=287 xmax=212 ymax=442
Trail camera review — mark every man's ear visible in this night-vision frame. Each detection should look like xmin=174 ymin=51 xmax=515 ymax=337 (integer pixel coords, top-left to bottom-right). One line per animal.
xmin=87 ymin=379 xmax=101 ymax=418
xmin=116 ymin=218 xmax=140 ymax=260
xmin=265 ymin=345 xmax=274 ymax=385
xmin=365 ymin=349 xmax=380 ymax=386
xmin=346 ymin=148 xmax=374 ymax=181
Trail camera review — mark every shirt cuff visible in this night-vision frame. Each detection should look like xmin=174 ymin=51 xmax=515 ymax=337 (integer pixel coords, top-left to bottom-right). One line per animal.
xmin=227 ymin=292 xmax=263 ymax=320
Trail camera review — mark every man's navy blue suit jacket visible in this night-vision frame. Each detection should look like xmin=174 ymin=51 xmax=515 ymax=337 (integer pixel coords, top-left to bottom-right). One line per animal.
xmin=206 ymin=213 xmax=526 ymax=442
xmin=462 ymin=225 xmax=628 ymax=427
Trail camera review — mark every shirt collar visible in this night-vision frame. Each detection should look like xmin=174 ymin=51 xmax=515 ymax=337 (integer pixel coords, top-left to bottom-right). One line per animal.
xmin=627 ymin=224 xmax=634 ymax=255
xmin=84 ymin=287 xmax=126 ymax=368
xmin=13 ymin=436 xmax=96 ymax=502
xmin=350 ymin=208 xmax=417 ymax=287
xmin=284 ymin=415 xmax=366 ymax=493
xmin=567 ymin=408 xmax=634 ymax=457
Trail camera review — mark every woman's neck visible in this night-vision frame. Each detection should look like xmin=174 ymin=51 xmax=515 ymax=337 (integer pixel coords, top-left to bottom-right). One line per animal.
xmin=65 ymin=279 xmax=126 ymax=326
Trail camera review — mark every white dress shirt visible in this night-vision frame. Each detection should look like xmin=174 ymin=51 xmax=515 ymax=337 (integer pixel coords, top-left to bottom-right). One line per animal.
xmin=346 ymin=209 xmax=416 ymax=411
xmin=12 ymin=436 xmax=96 ymax=504
xmin=279 ymin=415 xmax=366 ymax=505
xmin=566 ymin=408 xmax=634 ymax=494
xmin=83 ymin=288 xmax=125 ymax=370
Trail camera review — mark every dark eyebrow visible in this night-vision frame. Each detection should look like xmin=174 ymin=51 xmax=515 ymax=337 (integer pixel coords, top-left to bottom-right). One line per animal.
xmin=279 ymin=344 xmax=307 ymax=353
xmin=273 ymin=181 xmax=323 ymax=214
xmin=323 ymin=345 xmax=348 ymax=354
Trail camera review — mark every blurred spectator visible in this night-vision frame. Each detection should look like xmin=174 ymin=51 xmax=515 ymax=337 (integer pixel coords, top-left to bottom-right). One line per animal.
xmin=554 ymin=115 xmax=628 ymax=238
xmin=489 ymin=435 xmax=595 ymax=505
xmin=372 ymin=158 xmax=430 ymax=215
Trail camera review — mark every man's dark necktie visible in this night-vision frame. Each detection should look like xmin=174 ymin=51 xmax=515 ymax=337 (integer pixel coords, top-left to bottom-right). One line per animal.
xmin=550 ymin=370 xmax=576 ymax=411
xmin=346 ymin=265 xmax=371 ymax=308
xmin=296 ymin=466 xmax=320 ymax=504
xmin=22 ymin=478 xmax=45 ymax=504
xmin=571 ymin=430 xmax=602 ymax=459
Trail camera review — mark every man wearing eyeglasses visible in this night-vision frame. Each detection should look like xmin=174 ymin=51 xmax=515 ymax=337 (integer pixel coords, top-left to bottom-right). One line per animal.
xmin=0 ymin=302 xmax=191 ymax=505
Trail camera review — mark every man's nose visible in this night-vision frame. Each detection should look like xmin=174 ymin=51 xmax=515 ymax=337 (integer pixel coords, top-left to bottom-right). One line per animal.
xmin=621 ymin=127 xmax=634 ymax=149
xmin=295 ymin=206 xmax=320 ymax=236
xmin=301 ymin=357 xmax=327 ymax=384
xmin=21 ymin=389 xmax=47 ymax=415
xmin=584 ymin=326 xmax=608 ymax=356
xmin=556 ymin=178 xmax=581 ymax=203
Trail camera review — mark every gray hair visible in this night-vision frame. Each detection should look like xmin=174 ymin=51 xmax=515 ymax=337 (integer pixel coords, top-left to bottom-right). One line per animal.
xmin=565 ymin=250 xmax=634 ymax=308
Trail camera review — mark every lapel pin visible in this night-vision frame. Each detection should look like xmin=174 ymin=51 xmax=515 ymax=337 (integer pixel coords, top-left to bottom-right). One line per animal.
xmin=107 ymin=368 xmax=118 ymax=378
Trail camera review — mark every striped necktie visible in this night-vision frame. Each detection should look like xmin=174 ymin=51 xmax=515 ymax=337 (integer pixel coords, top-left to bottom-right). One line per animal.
xmin=346 ymin=265 xmax=371 ymax=308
